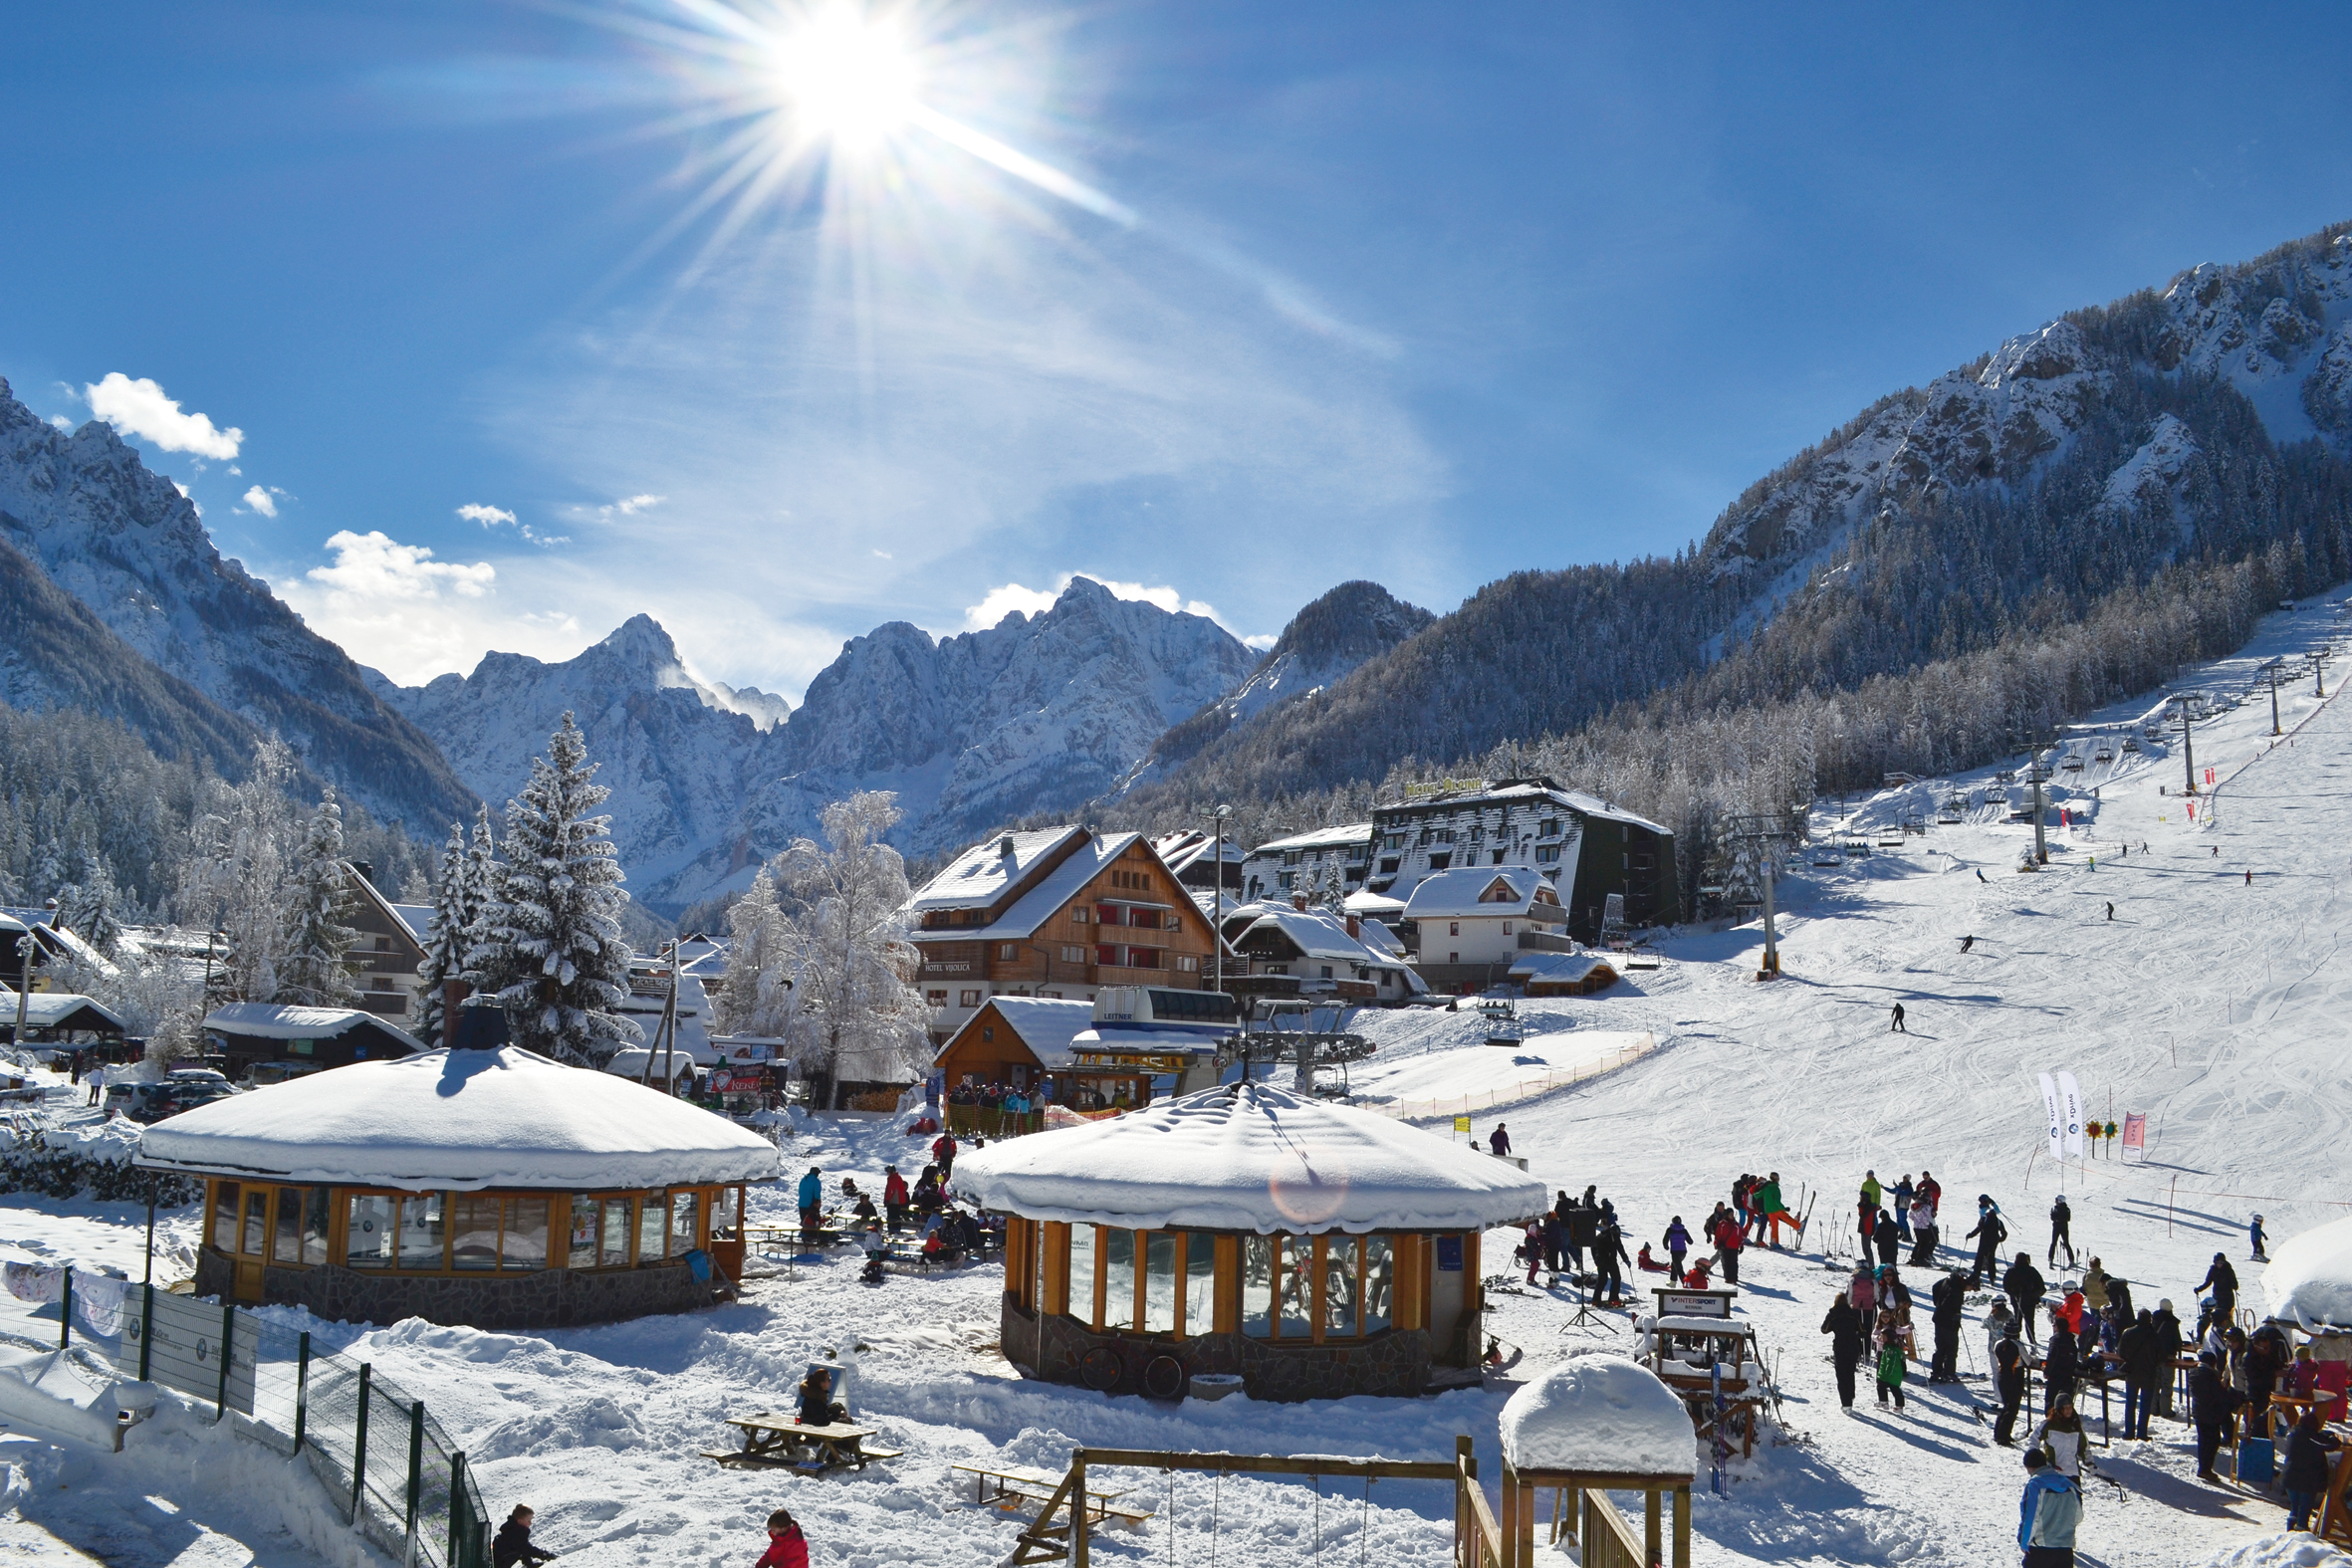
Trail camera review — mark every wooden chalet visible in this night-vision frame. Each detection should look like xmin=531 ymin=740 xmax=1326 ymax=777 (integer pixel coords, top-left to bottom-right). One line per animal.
xmin=908 ymin=828 xmax=1222 ymax=1043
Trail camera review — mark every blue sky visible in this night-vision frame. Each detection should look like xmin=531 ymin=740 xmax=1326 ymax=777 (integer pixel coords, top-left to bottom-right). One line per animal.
xmin=5 ymin=2 xmax=2350 ymax=693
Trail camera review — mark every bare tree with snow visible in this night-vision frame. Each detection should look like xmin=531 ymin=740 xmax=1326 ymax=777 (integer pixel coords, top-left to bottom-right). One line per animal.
xmin=178 ymin=736 xmax=300 ymax=1003
xmin=770 ymin=791 xmax=927 ymax=1108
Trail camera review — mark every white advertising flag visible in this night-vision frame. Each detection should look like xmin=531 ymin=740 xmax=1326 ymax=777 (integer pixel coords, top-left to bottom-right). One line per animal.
xmin=2037 ymin=1072 xmax=2063 ymax=1162
xmin=2057 ymin=1071 xmax=2085 ymax=1157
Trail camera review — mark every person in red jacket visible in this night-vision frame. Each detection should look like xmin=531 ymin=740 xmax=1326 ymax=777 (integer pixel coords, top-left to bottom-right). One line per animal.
xmin=931 ymin=1131 xmax=958 ymax=1175
xmin=756 ymin=1508 xmax=809 ymax=1568
xmin=882 ymin=1166 xmax=910 ymax=1233
xmin=1713 ymin=1211 xmax=1744 ymax=1285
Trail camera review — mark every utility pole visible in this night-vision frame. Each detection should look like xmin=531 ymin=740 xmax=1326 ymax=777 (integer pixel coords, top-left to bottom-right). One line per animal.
xmin=2164 ymin=696 xmax=2198 ymax=796
xmin=2028 ymin=747 xmax=2051 ymax=866
xmin=1726 ymin=814 xmax=1794 ymax=979
xmin=1206 ymin=803 xmax=1232 ymax=997
xmin=2311 ymin=649 xmax=2333 ymax=700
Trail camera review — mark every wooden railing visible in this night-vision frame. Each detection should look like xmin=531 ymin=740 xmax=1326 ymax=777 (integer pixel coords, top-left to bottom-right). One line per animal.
xmin=1456 ymin=1442 xmax=1506 ymax=1568
xmin=1577 ymin=1487 xmax=1650 ymax=1568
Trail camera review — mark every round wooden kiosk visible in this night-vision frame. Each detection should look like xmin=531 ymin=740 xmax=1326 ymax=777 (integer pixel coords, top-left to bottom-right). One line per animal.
xmin=137 ymin=1045 xmax=780 ymax=1330
xmin=955 ymin=1080 xmax=1544 ymax=1401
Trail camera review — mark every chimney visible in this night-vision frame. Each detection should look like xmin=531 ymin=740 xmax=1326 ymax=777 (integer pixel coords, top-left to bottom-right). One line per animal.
xmin=1292 ymin=892 xmax=1308 ymax=912
xmin=1345 ymin=914 xmax=1360 ymax=940
xmin=999 ymin=835 xmax=1016 ymax=858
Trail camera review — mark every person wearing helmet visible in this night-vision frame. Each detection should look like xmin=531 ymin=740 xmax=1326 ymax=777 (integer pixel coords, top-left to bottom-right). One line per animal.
xmin=2250 ymin=1214 xmax=2268 ymax=1261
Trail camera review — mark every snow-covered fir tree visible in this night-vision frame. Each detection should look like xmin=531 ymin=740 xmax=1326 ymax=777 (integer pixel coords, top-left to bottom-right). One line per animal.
xmin=715 ymin=863 xmax=795 ymax=1037
xmin=769 ymin=790 xmax=927 ymax=1107
xmin=277 ymin=786 xmax=359 ymax=1008
xmin=413 ymin=821 xmax=473 ymax=1047
xmin=56 ymin=849 xmax=123 ymax=956
xmin=180 ymin=736 xmax=299 ymax=1002
xmin=469 ymin=714 xmax=638 ymax=1066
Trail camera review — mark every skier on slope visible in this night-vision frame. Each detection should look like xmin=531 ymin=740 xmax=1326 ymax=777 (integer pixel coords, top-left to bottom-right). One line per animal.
xmin=1960 ymin=935 xmax=1976 ymax=952
xmin=2048 ymin=1194 xmax=2076 ymax=1267
xmin=1821 ymin=1287 xmax=1868 ymax=1410
xmin=1889 ymin=1003 xmax=1907 ymax=1033
xmin=2004 ymin=1253 xmax=2047 ymax=1345
xmin=1930 ymin=1268 xmax=1968 ymax=1382
xmin=2251 ymin=1214 xmax=2268 ymax=1261
xmin=2105 ymin=902 xmax=2114 ymax=921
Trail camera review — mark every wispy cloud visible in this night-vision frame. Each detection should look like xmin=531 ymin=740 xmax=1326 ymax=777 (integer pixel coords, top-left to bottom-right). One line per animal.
xmin=84 ymin=373 xmax=244 ymax=459
xmin=457 ymin=500 xmax=568 ymax=548
xmin=239 ymin=485 xmax=288 ymax=518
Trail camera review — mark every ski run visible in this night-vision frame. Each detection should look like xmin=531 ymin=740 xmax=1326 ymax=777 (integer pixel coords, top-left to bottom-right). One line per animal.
xmin=5 ymin=596 xmax=2352 ymax=1568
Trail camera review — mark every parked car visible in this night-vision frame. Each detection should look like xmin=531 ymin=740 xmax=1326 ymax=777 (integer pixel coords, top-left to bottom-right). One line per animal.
xmin=119 ymin=1077 xmax=236 ymax=1124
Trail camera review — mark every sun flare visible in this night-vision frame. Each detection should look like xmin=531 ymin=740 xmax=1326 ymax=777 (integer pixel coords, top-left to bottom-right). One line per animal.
xmin=767 ymin=3 xmax=919 ymax=152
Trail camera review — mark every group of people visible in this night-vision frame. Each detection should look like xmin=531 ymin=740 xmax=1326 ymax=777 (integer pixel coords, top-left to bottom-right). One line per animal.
xmin=494 ymin=1502 xmax=811 ymax=1568
xmin=1855 ymin=1169 xmax=1945 ymax=1269
xmin=1517 ymin=1185 xmax=1635 ymax=1304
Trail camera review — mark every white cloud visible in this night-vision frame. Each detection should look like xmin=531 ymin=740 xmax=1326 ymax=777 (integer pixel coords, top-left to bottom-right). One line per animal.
xmin=961 ymin=572 xmax=1245 ymax=637
xmin=1243 ymin=633 xmax=1278 ymax=651
xmin=610 ymin=494 xmax=664 ymax=517
xmin=457 ymin=503 xmax=518 ymax=527
xmin=46 ymin=415 xmax=70 ymax=432
xmin=242 ymin=486 xmax=279 ymax=518
xmin=307 ymin=531 xmax=495 ymax=600
xmin=84 ymin=372 xmax=244 ymax=459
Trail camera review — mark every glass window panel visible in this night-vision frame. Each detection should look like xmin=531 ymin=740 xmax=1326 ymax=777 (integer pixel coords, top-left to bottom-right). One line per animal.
xmin=601 ymin=1198 xmax=632 ymax=1267
xmin=451 ymin=1195 xmax=502 ymax=1270
xmin=1323 ymin=1237 xmax=1360 ymax=1339
xmin=347 ymin=1194 xmax=394 ymax=1269
xmin=397 ymin=1194 xmax=446 ymax=1271
xmin=712 ymin=1186 xmax=741 ymax=1237
xmin=1067 ymin=1226 xmax=1098 ymax=1326
xmin=212 ymin=1183 xmax=240 ymax=1251
xmin=569 ymin=1197 xmax=600 ymax=1269
xmin=637 ymin=1193 xmax=667 ymax=1261
xmin=1103 ymin=1230 xmax=1137 ymax=1332
xmin=242 ymin=1190 xmax=270 ymax=1256
xmin=1142 ymin=1232 xmax=1178 ymax=1333
xmin=1183 ymin=1233 xmax=1218 ymax=1339
xmin=1277 ymin=1236 xmax=1311 ymax=1339
xmin=1241 ymin=1235 xmax=1274 ymax=1339
xmin=304 ymin=1188 xmax=332 ymax=1266
xmin=668 ymin=1191 xmax=699 ymax=1257
xmin=502 ymin=1198 xmax=550 ymax=1271
xmin=273 ymin=1188 xmax=303 ymax=1264
xmin=1363 ymin=1236 xmax=1394 ymax=1334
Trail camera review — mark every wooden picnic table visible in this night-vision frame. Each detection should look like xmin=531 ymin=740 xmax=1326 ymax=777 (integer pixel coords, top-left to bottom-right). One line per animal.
xmin=949 ymin=1461 xmax=1149 ymax=1523
xmin=705 ymin=1414 xmax=903 ymax=1472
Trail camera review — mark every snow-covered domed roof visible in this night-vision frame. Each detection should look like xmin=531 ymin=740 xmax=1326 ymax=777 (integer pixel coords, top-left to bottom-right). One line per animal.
xmin=952 ymin=1080 xmax=1545 ymax=1234
xmin=2264 ymin=1216 xmax=2352 ymax=1331
xmin=136 ymin=1046 xmax=781 ymax=1191
xmin=1500 ymin=1353 xmax=1697 ymax=1478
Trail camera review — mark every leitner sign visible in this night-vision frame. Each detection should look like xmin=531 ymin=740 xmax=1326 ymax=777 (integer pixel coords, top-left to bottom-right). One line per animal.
xmin=1070 ymin=1050 xmax=1197 ymax=1073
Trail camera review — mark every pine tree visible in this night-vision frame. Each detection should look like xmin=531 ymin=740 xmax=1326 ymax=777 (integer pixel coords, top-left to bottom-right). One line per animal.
xmin=414 ymin=822 xmax=472 ymax=1047
xmin=469 ymin=714 xmax=638 ymax=1065
xmin=58 ymin=848 xmax=123 ymax=957
xmin=716 ymin=864 xmax=795 ymax=1036
xmin=277 ymin=786 xmax=360 ymax=1008
xmin=771 ymin=791 xmax=927 ymax=1108
xmin=181 ymin=736 xmax=299 ymax=1003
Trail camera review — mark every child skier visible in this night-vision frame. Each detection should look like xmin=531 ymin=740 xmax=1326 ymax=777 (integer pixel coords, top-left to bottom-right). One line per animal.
xmin=2251 ymin=1214 xmax=2267 ymax=1261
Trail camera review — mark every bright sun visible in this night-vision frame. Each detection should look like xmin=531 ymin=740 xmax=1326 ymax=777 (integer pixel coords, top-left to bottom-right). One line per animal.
xmin=769 ymin=3 xmax=920 ymax=151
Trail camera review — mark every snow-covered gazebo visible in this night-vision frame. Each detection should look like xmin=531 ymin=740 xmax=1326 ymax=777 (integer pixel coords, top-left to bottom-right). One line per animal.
xmin=137 ymin=1045 xmax=780 ymax=1330
xmin=1499 ymin=1354 xmax=1699 ymax=1567
xmin=954 ymin=1080 xmax=1545 ymax=1400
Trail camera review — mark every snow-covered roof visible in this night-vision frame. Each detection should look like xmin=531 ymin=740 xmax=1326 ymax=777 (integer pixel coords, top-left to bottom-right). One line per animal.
xmin=1401 ymin=867 xmax=1560 ymax=920
xmin=955 ymin=832 xmax=1149 ymax=942
xmin=137 ymin=1045 xmax=783 ymax=1190
xmin=1152 ymin=831 xmax=1245 ymax=875
xmin=909 ymin=826 xmax=1087 ymax=913
xmin=952 ymin=1080 xmax=1546 ymax=1233
xmin=1234 ymin=906 xmax=1414 ymax=973
xmin=938 ymin=997 xmax=1096 ymax=1069
xmin=2264 ymin=1216 xmax=2352 ymax=1330
xmin=1068 ymin=1026 xmax=1222 ymax=1056
xmin=1377 ymin=781 xmax=1670 ymax=837
xmin=203 ymin=1003 xmax=425 ymax=1052
xmin=1508 ymin=953 xmax=1618 ymax=986
xmin=389 ymin=904 xmax=435 ymax=945
xmin=0 ymin=992 xmax=127 ymax=1031
xmin=603 ymin=1047 xmax=698 ymax=1080
xmin=1499 ymin=1352 xmax=1698 ymax=1478
xmin=1343 ymin=889 xmax=1407 ymax=917
xmin=1247 ymin=823 xmax=1373 ymax=856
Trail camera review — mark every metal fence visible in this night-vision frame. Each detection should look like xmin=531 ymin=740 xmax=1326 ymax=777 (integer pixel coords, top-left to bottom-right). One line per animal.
xmin=64 ymin=1278 xmax=497 ymax=1568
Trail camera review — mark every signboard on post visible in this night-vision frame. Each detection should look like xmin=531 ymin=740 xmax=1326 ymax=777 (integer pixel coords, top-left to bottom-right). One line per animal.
xmin=1453 ymin=1114 xmax=1471 ymax=1139
xmin=2122 ymin=1113 xmax=2147 ymax=1153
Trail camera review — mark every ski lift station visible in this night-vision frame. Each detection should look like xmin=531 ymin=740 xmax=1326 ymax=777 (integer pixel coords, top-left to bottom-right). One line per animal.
xmin=135 ymin=1044 xmax=780 ymax=1330
xmin=954 ymin=1079 xmax=1545 ymax=1402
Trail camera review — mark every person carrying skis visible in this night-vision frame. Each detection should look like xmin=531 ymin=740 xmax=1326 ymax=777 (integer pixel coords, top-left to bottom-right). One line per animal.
xmin=2250 ymin=1214 xmax=2267 ymax=1261
xmin=882 ymin=1165 xmax=910 ymax=1233
xmin=1929 ymin=1268 xmax=1968 ymax=1382
xmin=2016 ymin=1450 xmax=2082 ymax=1567
xmin=1663 ymin=1217 xmax=1692 ymax=1279
xmin=1967 ymin=1197 xmax=2007 ymax=1286
xmin=1821 ymin=1287 xmax=1868 ymax=1409
xmin=2195 ymin=1253 xmax=2238 ymax=1334
xmin=2047 ymin=1194 xmax=2075 ymax=1267
xmin=2003 ymin=1253 xmax=2046 ymax=1345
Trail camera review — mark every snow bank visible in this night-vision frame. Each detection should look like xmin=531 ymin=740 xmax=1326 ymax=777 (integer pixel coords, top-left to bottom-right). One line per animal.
xmin=0 ymin=1347 xmax=125 ymax=1452
xmin=953 ymin=1081 xmax=1545 ymax=1232
xmin=1499 ymin=1352 xmax=1696 ymax=1478
xmin=2198 ymin=1535 xmax=2352 ymax=1568
xmin=2264 ymin=1216 xmax=2352 ymax=1330
xmin=138 ymin=1046 xmax=782 ymax=1190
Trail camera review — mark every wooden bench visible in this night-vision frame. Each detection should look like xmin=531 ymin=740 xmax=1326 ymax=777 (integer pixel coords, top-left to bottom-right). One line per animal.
xmin=703 ymin=1414 xmax=903 ymax=1472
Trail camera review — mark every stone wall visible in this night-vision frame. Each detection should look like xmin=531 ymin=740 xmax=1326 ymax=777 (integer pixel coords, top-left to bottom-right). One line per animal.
xmin=192 ymin=1249 xmax=715 ymax=1330
xmin=1000 ymin=1294 xmax=1433 ymax=1402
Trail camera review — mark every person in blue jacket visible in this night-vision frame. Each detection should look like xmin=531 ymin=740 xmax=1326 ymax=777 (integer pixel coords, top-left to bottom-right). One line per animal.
xmin=797 ymin=1166 xmax=823 ymax=1241
xmin=2017 ymin=1449 xmax=2081 ymax=1566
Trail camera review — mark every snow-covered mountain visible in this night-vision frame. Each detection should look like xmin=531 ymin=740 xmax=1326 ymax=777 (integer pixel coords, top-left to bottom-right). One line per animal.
xmin=370 ymin=614 xmax=793 ymax=895
xmin=383 ymin=578 xmax=1258 ymax=915
xmin=0 ymin=378 xmax=474 ymax=831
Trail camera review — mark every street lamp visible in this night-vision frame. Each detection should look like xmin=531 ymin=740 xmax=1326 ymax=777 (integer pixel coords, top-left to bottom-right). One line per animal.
xmin=1204 ymin=803 xmax=1233 ymax=997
